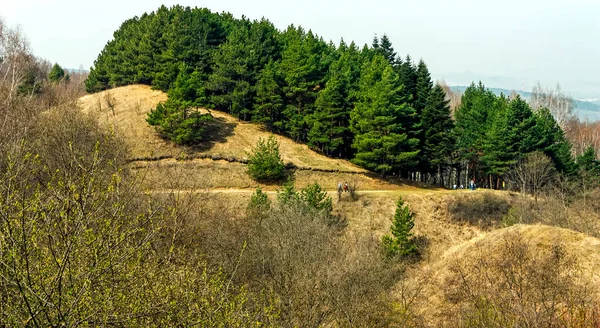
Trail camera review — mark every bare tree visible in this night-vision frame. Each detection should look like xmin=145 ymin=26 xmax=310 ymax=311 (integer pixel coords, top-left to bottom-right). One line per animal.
xmin=529 ymin=82 xmax=575 ymax=129
xmin=506 ymin=151 xmax=556 ymax=201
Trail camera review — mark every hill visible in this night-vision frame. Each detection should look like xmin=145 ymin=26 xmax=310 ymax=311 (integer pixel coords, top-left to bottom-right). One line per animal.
xmin=77 ymin=85 xmax=600 ymax=326
xmin=407 ymin=224 xmax=600 ymax=326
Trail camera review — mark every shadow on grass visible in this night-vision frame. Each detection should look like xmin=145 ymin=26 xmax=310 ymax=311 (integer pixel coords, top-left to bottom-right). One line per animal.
xmin=190 ymin=117 xmax=237 ymax=152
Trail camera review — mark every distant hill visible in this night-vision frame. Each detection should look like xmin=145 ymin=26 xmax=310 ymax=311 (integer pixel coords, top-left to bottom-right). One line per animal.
xmin=450 ymin=86 xmax=600 ymax=121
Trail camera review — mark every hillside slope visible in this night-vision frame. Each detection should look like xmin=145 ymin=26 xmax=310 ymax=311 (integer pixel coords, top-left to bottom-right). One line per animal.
xmin=404 ymin=224 xmax=600 ymax=326
xmin=78 ymin=85 xmax=365 ymax=172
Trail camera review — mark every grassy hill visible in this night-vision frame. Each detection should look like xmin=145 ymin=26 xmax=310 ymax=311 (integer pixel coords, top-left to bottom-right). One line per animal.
xmin=77 ymin=85 xmax=600 ymax=326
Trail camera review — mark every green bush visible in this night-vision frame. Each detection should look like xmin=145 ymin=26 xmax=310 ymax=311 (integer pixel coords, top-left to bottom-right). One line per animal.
xmin=247 ymin=136 xmax=286 ymax=182
xmin=147 ymin=98 xmax=213 ymax=145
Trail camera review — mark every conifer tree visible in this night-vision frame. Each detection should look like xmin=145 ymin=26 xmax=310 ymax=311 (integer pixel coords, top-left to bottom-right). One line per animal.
xmin=48 ymin=63 xmax=65 ymax=83
xmin=350 ymin=55 xmax=419 ymax=175
xmin=307 ymin=42 xmax=360 ymax=157
xmin=377 ymin=34 xmax=396 ymax=65
xmin=533 ymin=107 xmax=577 ymax=175
xmin=382 ymin=197 xmax=417 ymax=258
xmin=454 ymin=82 xmax=498 ymax=180
xmin=397 ymin=55 xmax=417 ymax=102
xmin=252 ymin=61 xmax=285 ymax=132
xmin=247 ymin=135 xmax=287 ymax=182
xmin=421 ymin=84 xmax=455 ymax=182
xmin=278 ymin=27 xmax=330 ymax=142
xmin=577 ymin=146 xmax=600 ymax=176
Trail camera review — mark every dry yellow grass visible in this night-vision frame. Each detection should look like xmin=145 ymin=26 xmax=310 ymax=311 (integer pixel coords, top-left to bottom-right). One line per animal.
xmin=79 ymin=86 xmax=600 ymax=326
xmin=78 ymin=85 xmax=365 ymax=172
xmin=400 ymin=224 xmax=600 ymax=326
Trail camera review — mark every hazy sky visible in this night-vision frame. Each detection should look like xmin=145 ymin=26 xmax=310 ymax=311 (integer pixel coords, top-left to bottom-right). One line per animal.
xmin=2 ymin=0 xmax=599 ymax=98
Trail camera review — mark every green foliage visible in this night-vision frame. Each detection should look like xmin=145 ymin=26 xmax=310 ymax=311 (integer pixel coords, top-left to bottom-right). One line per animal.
xmin=146 ymin=99 xmax=213 ymax=145
xmin=247 ymin=136 xmax=287 ymax=182
xmin=382 ymin=197 xmax=417 ymax=258
xmin=350 ymin=55 xmax=419 ymax=175
xmin=17 ymin=69 xmax=42 ymax=95
xmin=277 ymin=179 xmax=298 ymax=203
xmin=421 ymin=84 xmax=455 ymax=174
xmin=85 ymin=5 xmax=578 ymax=187
xmin=48 ymin=63 xmax=65 ymax=83
xmin=300 ymin=181 xmax=333 ymax=214
xmin=577 ymin=146 xmax=600 ymax=176
xmin=248 ymin=186 xmax=272 ymax=218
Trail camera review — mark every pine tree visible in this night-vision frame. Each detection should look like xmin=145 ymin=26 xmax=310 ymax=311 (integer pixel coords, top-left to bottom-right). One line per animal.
xmin=307 ymin=43 xmax=360 ymax=157
xmin=252 ymin=61 xmax=285 ymax=132
xmin=454 ymin=82 xmax=498 ymax=181
xmin=247 ymin=186 xmax=271 ymax=218
xmin=382 ymin=197 xmax=417 ymax=258
xmin=397 ymin=55 xmax=417 ymax=103
xmin=533 ymin=107 xmax=576 ymax=175
xmin=300 ymin=182 xmax=333 ymax=215
xmin=421 ymin=84 xmax=455 ymax=182
xmin=577 ymin=146 xmax=600 ymax=176
xmin=247 ymin=135 xmax=286 ymax=182
xmin=377 ymin=34 xmax=396 ymax=65
xmin=350 ymin=55 xmax=419 ymax=175
xmin=278 ymin=27 xmax=331 ymax=142
xmin=48 ymin=63 xmax=65 ymax=83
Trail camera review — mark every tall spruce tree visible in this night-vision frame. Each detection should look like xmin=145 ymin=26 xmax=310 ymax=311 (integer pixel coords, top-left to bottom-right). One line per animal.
xmin=278 ymin=27 xmax=331 ymax=142
xmin=421 ymin=84 xmax=455 ymax=183
xmin=533 ymin=107 xmax=576 ymax=175
xmin=307 ymin=42 xmax=360 ymax=157
xmin=454 ymin=82 xmax=498 ymax=182
xmin=252 ymin=61 xmax=285 ymax=133
xmin=350 ymin=55 xmax=419 ymax=176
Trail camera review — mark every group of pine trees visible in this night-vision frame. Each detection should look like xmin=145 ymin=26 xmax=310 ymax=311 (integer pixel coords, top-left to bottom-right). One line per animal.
xmin=87 ymin=5 xmax=594 ymax=189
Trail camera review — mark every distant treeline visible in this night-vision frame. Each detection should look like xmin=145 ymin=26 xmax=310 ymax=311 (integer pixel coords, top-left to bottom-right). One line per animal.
xmin=86 ymin=5 xmax=599 ymax=188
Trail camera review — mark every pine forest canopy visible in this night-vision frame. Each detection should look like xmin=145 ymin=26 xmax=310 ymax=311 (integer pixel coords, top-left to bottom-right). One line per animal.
xmin=86 ymin=5 xmax=587 ymax=188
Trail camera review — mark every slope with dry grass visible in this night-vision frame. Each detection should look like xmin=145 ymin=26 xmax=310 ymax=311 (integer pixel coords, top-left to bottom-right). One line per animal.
xmin=78 ymin=85 xmax=600 ymax=326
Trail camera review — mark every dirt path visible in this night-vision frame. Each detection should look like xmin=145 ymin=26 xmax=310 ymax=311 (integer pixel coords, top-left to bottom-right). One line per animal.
xmin=148 ymin=187 xmax=469 ymax=196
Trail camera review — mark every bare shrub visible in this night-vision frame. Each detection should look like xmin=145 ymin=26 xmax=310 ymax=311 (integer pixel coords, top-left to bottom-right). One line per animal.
xmin=443 ymin=231 xmax=599 ymax=327
xmin=506 ymin=151 xmax=557 ymax=201
xmin=447 ymin=192 xmax=511 ymax=229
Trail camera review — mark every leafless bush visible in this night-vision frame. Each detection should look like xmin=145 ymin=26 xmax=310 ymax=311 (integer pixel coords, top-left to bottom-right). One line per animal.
xmin=443 ymin=232 xmax=599 ymax=327
xmin=447 ymin=192 xmax=511 ymax=229
xmin=184 ymin=197 xmax=403 ymax=327
xmin=505 ymin=151 xmax=557 ymax=201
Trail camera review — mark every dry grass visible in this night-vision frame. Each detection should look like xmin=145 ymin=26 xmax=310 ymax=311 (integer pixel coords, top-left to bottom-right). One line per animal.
xmin=78 ymin=85 xmax=364 ymax=172
xmin=78 ymin=86 xmax=600 ymax=326
xmin=403 ymin=224 xmax=600 ymax=326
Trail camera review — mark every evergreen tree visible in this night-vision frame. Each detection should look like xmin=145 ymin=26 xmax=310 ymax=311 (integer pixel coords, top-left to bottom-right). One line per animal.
xmin=247 ymin=186 xmax=271 ymax=218
xmin=252 ymin=61 xmax=285 ymax=132
xmin=382 ymin=197 xmax=417 ymax=258
xmin=350 ymin=55 xmax=419 ymax=176
xmin=454 ymin=82 xmax=498 ymax=181
xmin=533 ymin=107 xmax=576 ymax=175
xmin=278 ymin=26 xmax=331 ymax=142
xmin=421 ymin=84 xmax=455 ymax=182
xmin=48 ymin=63 xmax=65 ymax=83
xmin=146 ymin=98 xmax=213 ymax=145
xmin=299 ymin=182 xmax=333 ymax=215
xmin=247 ymin=135 xmax=287 ymax=182
xmin=207 ymin=19 xmax=281 ymax=120
xmin=306 ymin=42 xmax=360 ymax=157
xmin=397 ymin=55 xmax=417 ymax=103
xmin=377 ymin=34 xmax=396 ymax=65
xmin=414 ymin=59 xmax=433 ymax=175
xmin=577 ymin=146 xmax=600 ymax=176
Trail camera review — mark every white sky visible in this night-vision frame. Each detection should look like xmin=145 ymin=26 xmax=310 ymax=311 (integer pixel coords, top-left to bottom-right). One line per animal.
xmin=1 ymin=0 xmax=599 ymax=98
